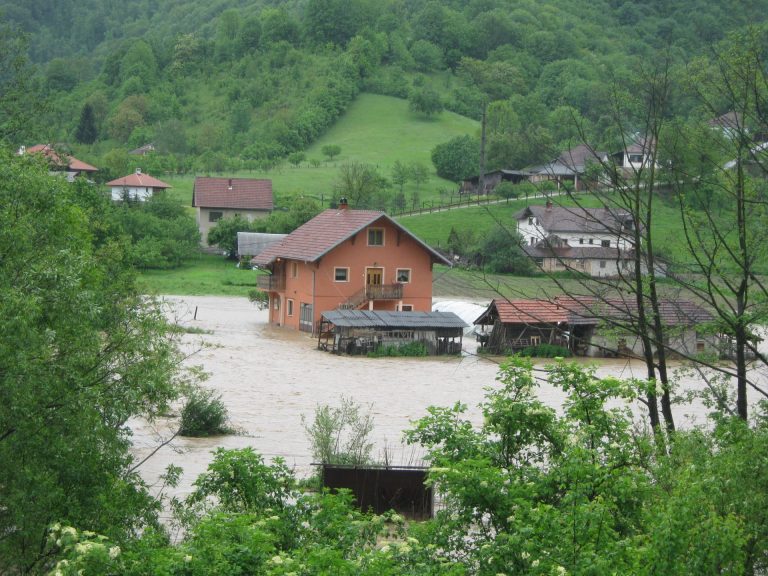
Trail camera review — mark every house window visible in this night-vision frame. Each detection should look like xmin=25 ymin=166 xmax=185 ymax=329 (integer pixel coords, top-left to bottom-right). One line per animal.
xmin=273 ymin=297 xmax=280 ymax=310
xmin=334 ymin=267 xmax=349 ymax=282
xmin=530 ymin=336 xmax=541 ymax=346
xmin=400 ymin=304 xmax=413 ymax=311
xmin=530 ymin=237 xmax=536 ymax=245
xmin=287 ymin=299 xmax=294 ymax=316
xmin=628 ymin=154 xmax=643 ymax=163
xmin=599 ymin=260 xmax=607 ymax=268
xmin=396 ymin=269 xmax=411 ymax=283
xmin=528 ymin=216 xmax=534 ymax=225
xmin=368 ymin=227 xmax=384 ymax=246
xmin=291 ymin=262 xmax=298 ymax=278
xmin=534 ymin=257 xmax=544 ymax=265
xmin=579 ymin=238 xmax=584 ymax=244
xmin=601 ymin=239 xmax=611 ymax=247
xmin=209 ymin=211 xmax=223 ymax=223
xmin=588 ymin=238 xmax=594 ymax=244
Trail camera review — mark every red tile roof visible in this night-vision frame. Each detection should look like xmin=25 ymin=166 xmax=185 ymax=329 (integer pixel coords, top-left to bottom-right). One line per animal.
xmin=475 ymin=299 xmax=571 ymax=325
xmin=106 ymin=171 xmax=171 ymax=189
xmin=253 ymin=208 xmax=451 ymax=266
xmin=475 ymin=297 xmax=712 ymax=328
xmin=25 ymin=144 xmax=98 ymax=172
xmin=192 ymin=177 xmax=273 ymax=210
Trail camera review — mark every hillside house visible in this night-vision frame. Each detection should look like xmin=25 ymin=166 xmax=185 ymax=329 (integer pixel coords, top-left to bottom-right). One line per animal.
xmin=192 ymin=177 xmax=273 ymax=246
xmin=475 ymin=297 xmax=718 ymax=358
xmin=527 ymin=144 xmax=606 ymax=192
xmin=106 ymin=168 xmax=171 ymax=201
xmin=608 ymin=137 xmax=657 ymax=175
xmin=19 ymin=144 xmax=98 ymax=181
xmin=515 ymin=202 xmax=635 ymax=277
xmin=252 ymin=200 xmax=452 ymax=332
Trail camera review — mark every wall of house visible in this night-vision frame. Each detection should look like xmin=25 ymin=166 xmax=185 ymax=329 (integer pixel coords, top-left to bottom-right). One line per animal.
xmin=517 ymin=218 xmax=632 ymax=250
xmin=587 ymin=329 xmax=713 ymax=358
xmin=110 ymin=186 xmax=156 ymax=201
xmin=197 ymin=207 xmax=270 ymax=245
xmin=268 ymin=219 xmax=436 ymax=331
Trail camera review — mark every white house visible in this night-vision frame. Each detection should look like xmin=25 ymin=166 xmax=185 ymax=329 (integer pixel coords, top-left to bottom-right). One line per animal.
xmin=106 ymin=169 xmax=171 ymax=201
xmin=514 ymin=202 xmax=636 ymax=277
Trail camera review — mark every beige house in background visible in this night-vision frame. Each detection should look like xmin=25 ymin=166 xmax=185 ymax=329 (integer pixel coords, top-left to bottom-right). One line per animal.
xmin=192 ymin=177 xmax=273 ymax=246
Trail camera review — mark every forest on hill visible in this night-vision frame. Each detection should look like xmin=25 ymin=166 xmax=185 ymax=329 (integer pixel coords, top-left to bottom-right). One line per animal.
xmin=4 ymin=0 xmax=768 ymax=184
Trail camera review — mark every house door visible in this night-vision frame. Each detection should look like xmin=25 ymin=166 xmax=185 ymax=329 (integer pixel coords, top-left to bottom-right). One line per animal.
xmin=299 ymin=303 xmax=313 ymax=333
xmin=366 ymin=268 xmax=383 ymax=286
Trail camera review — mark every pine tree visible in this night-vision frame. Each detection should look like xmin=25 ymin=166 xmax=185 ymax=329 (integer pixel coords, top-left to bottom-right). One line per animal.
xmin=75 ymin=102 xmax=98 ymax=144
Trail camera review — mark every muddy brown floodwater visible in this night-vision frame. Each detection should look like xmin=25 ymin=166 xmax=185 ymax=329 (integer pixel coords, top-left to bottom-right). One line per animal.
xmin=130 ymin=295 xmax=763 ymax=509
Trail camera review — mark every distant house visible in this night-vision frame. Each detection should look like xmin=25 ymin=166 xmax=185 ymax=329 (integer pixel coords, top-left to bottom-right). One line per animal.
xmin=527 ymin=144 xmax=606 ymax=191
xmin=609 ymin=137 xmax=657 ymax=174
xmin=514 ymin=202 xmax=636 ymax=277
xmin=252 ymin=199 xmax=451 ymax=332
xmin=474 ymin=297 xmax=719 ymax=358
xmin=192 ymin=177 xmax=273 ymax=246
xmin=106 ymin=168 xmax=171 ymax=201
xmin=19 ymin=144 xmax=98 ymax=181
xmin=460 ymin=144 xmax=605 ymax=195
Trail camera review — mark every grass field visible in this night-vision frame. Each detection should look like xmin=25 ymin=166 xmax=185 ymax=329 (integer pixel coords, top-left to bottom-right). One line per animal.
xmin=137 ymin=253 xmax=257 ymax=297
xmin=162 ymin=93 xmax=479 ymax=209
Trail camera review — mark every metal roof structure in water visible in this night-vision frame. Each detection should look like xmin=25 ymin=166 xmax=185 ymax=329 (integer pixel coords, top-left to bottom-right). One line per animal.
xmin=321 ymin=310 xmax=467 ymax=330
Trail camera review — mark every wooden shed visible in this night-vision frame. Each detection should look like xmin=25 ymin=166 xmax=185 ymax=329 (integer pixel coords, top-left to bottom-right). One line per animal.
xmin=318 ymin=310 xmax=467 ymax=355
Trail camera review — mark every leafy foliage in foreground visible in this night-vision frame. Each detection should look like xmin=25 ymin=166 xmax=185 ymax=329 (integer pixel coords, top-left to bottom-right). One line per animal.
xmin=0 ymin=152 xmax=190 ymax=571
xmin=46 ymin=360 xmax=768 ymax=575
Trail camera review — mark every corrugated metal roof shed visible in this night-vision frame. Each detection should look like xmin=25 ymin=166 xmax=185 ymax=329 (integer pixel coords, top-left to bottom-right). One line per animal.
xmin=322 ymin=310 xmax=467 ymax=329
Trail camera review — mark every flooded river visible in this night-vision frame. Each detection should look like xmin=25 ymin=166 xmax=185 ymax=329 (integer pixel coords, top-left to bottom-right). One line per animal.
xmin=131 ymin=296 xmax=762 ymax=508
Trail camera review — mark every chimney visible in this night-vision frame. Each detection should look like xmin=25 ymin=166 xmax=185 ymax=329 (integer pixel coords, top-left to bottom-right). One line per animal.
xmin=545 ymin=199 xmax=553 ymax=211
xmin=136 ymin=167 xmax=142 ymax=175
xmin=339 ymin=197 xmax=348 ymax=209
xmin=228 ymin=178 xmax=233 ymax=191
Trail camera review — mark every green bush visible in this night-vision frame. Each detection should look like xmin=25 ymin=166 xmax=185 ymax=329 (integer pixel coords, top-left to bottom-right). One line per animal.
xmin=517 ymin=343 xmax=571 ymax=358
xmin=180 ymin=387 xmax=234 ymax=437
xmin=367 ymin=341 xmax=428 ymax=357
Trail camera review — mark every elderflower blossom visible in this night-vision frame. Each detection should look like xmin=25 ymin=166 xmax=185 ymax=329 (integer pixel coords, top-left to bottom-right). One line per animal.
xmin=270 ymin=555 xmax=284 ymax=565
xmin=108 ymin=546 xmax=121 ymax=560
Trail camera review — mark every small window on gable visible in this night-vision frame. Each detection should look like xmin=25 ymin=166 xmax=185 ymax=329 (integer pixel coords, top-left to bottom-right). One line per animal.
xmin=588 ymin=238 xmax=594 ymax=244
xmin=368 ymin=227 xmax=384 ymax=246
xmin=334 ymin=267 xmax=349 ymax=282
xmin=601 ymin=239 xmax=610 ymax=247
xmin=528 ymin=216 xmax=534 ymax=225
xmin=209 ymin=211 xmax=223 ymax=223
xmin=396 ymin=269 xmax=411 ymax=283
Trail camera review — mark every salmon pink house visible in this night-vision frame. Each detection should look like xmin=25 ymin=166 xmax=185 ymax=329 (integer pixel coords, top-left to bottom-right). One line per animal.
xmin=252 ymin=201 xmax=451 ymax=332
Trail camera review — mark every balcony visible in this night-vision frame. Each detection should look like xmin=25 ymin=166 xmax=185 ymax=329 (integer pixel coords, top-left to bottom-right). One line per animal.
xmin=256 ymin=273 xmax=284 ymax=291
xmin=341 ymin=283 xmax=403 ymax=309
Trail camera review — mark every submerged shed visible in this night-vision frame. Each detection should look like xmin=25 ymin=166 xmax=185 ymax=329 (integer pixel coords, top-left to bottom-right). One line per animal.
xmin=318 ymin=310 xmax=467 ymax=355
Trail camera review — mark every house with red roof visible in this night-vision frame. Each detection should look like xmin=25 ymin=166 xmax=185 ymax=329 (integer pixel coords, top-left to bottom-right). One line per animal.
xmin=20 ymin=144 xmax=98 ymax=181
xmin=252 ymin=199 xmax=451 ymax=332
xmin=192 ymin=177 xmax=273 ymax=245
xmin=474 ymin=297 xmax=718 ymax=358
xmin=106 ymin=168 xmax=171 ymax=201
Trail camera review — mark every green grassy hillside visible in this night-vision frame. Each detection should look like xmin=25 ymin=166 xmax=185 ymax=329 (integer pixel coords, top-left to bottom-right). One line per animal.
xmin=163 ymin=93 xmax=479 ymax=207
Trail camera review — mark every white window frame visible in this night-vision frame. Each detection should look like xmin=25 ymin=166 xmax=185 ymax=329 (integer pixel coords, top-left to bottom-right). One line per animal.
xmin=334 ymin=267 xmax=349 ymax=282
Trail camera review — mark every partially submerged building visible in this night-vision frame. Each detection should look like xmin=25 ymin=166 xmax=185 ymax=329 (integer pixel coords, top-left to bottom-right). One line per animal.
xmin=318 ymin=310 xmax=467 ymax=355
xmin=475 ymin=297 xmax=719 ymax=358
